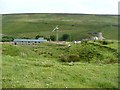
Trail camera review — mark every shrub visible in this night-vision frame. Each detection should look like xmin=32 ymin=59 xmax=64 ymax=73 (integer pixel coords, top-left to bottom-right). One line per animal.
xmin=50 ymin=35 xmax=56 ymax=41
xmin=60 ymin=34 xmax=70 ymax=41
xmin=2 ymin=36 xmax=14 ymax=42
xmin=59 ymin=54 xmax=80 ymax=62
xmin=35 ymin=35 xmax=43 ymax=39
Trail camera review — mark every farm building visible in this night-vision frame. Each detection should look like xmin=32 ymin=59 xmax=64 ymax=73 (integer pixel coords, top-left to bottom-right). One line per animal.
xmin=97 ymin=32 xmax=105 ymax=40
xmin=13 ymin=38 xmax=47 ymax=45
xmin=89 ymin=32 xmax=105 ymax=41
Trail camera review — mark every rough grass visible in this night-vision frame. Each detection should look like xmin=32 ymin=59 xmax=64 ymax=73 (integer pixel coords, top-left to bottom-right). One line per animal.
xmin=2 ymin=55 xmax=118 ymax=88
xmin=2 ymin=41 xmax=119 ymax=88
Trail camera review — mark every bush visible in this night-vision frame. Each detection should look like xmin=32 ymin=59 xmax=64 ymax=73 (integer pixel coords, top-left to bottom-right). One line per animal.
xmin=35 ymin=35 xmax=43 ymax=39
xmin=2 ymin=36 xmax=14 ymax=42
xmin=50 ymin=35 xmax=56 ymax=41
xmin=59 ymin=54 xmax=80 ymax=62
xmin=60 ymin=34 xmax=70 ymax=41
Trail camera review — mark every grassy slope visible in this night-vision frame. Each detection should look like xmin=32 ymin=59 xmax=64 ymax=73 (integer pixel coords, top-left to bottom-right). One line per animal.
xmin=2 ymin=55 xmax=118 ymax=88
xmin=2 ymin=42 xmax=119 ymax=88
xmin=2 ymin=14 xmax=118 ymax=40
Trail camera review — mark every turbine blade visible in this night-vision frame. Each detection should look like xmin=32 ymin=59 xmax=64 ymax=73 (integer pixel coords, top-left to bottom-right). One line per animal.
xmin=52 ymin=28 xmax=56 ymax=32
xmin=52 ymin=25 xmax=59 ymax=32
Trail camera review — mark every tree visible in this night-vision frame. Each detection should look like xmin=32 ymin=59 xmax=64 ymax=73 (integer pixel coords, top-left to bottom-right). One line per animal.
xmin=61 ymin=34 xmax=70 ymax=41
xmin=2 ymin=36 xmax=14 ymax=42
xmin=35 ymin=35 xmax=43 ymax=39
xmin=50 ymin=35 xmax=56 ymax=41
xmin=21 ymin=37 xmax=30 ymax=39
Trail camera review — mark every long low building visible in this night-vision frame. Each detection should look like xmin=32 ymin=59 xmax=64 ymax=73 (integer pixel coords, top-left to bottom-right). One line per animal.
xmin=13 ymin=38 xmax=47 ymax=45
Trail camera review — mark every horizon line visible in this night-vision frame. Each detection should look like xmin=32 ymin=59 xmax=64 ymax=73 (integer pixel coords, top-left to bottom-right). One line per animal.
xmin=1 ymin=12 xmax=118 ymax=16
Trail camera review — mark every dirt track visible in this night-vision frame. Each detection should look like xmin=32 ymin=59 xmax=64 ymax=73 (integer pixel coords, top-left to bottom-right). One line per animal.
xmin=0 ymin=42 xmax=14 ymax=44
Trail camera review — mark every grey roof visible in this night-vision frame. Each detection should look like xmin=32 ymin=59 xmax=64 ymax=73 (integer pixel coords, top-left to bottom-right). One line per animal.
xmin=13 ymin=38 xmax=47 ymax=42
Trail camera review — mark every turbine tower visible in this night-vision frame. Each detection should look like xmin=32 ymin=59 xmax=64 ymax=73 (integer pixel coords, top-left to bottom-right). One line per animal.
xmin=52 ymin=25 xmax=59 ymax=42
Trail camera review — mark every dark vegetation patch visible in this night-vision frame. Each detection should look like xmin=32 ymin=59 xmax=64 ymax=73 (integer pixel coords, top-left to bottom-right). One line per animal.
xmin=2 ymin=36 xmax=14 ymax=42
xmin=59 ymin=54 xmax=80 ymax=62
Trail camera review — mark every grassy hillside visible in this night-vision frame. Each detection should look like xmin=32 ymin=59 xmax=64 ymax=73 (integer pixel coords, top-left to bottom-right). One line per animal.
xmin=2 ymin=13 xmax=119 ymax=88
xmin=2 ymin=14 xmax=118 ymax=40
xmin=2 ymin=55 xmax=118 ymax=88
xmin=2 ymin=40 xmax=119 ymax=88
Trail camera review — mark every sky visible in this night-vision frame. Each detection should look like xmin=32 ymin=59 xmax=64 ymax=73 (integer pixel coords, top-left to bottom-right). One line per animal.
xmin=0 ymin=0 xmax=119 ymax=14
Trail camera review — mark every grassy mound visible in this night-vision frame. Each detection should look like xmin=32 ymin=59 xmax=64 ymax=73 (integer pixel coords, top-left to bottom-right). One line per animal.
xmin=59 ymin=40 xmax=118 ymax=64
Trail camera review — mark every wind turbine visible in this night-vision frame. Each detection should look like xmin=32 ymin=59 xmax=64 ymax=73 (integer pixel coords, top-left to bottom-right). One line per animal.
xmin=52 ymin=25 xmax=59 ymax=42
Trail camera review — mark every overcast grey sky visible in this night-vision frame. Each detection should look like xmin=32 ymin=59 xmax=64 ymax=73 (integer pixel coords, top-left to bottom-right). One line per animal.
xmin=0 ymin=0 xmax=119 ymax=14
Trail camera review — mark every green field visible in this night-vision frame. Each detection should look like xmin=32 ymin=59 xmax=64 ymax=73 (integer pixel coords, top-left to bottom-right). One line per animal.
xmin=2 ymin=14 xmax=118 ymax=40
xmin=2 ymin=40 xmax=119 ymax=88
